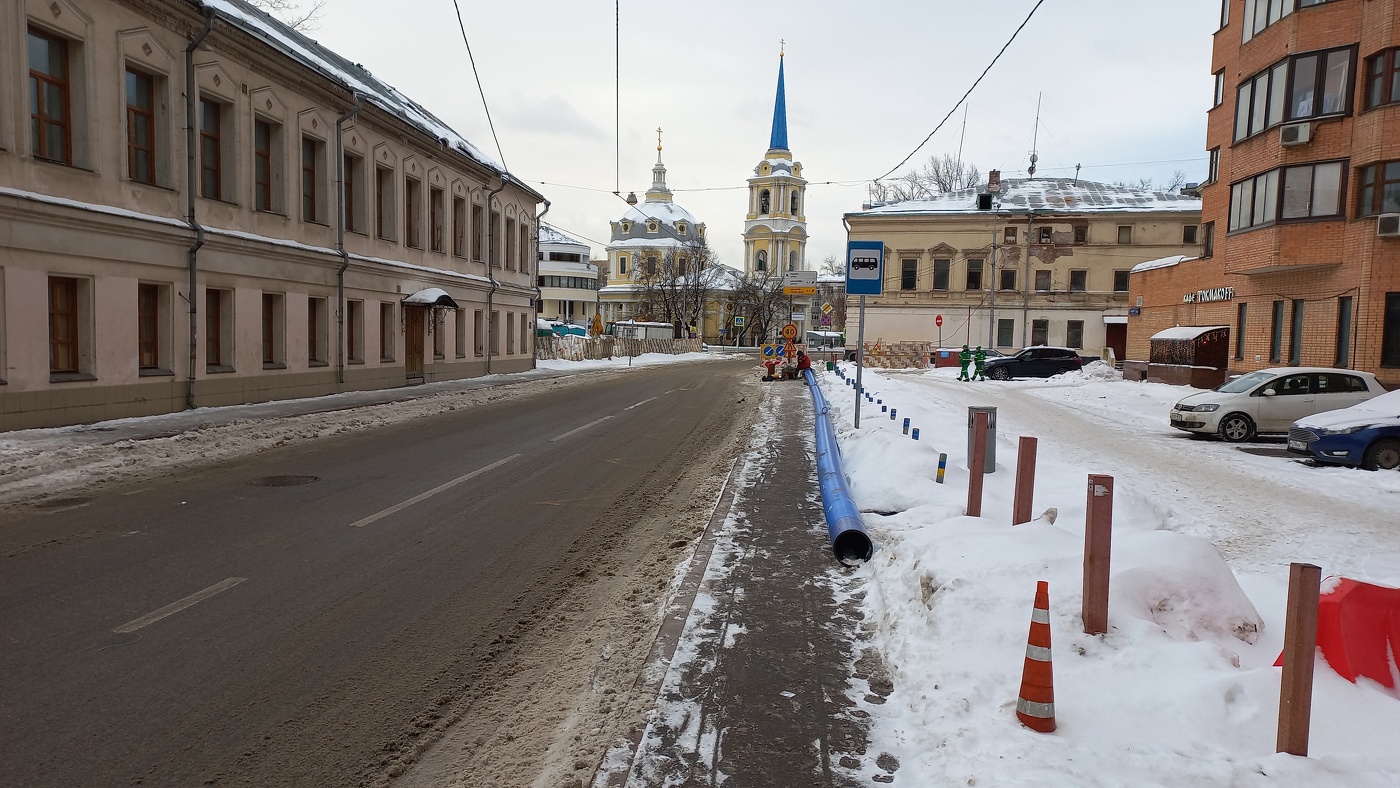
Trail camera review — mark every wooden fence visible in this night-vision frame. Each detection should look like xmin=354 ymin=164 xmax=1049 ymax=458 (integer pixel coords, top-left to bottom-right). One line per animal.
xmin=535 ymin=336 xmax=704 ymax=361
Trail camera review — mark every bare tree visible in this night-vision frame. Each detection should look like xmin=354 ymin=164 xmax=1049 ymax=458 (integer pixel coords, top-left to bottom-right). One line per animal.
xmin=246 ymin=0 xmax=327 ymax=31
xmin=630 ymin=237 xmax=719 ymax=337
xmin=732 ymin=271 xmax=787 ymax=345
xmin=868 ymin=153 xmax=982 ymax=204
xmin=817 ymin=254 xmax=843 ymax=277
xmin=1114 ymin=171 xmax=1187 ymax=194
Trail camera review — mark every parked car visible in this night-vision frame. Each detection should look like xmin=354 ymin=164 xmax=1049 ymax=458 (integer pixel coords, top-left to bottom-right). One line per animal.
xmin=1287 ymin=389 xmax=1400 ymax=470
xmin=1170 ymin=367 xmax=1384 ymax=442
xmin=983 ymin=346 xmax=1084 ymax=380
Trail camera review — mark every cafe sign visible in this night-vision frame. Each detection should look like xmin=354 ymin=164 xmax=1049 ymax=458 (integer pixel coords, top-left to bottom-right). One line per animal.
xmin=1182 ymin=286 xmax=1234 ymax=304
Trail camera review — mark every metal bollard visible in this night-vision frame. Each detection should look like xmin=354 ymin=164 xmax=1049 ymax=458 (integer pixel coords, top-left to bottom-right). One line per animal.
xmin=890 ymin=408 xmax=896 ymax=421
xmin=936 ymin=453 xmax=947 ymax=483
xmin=902 ymin=418 xmax=910 ymax=435
xmin=912 ymin=428 xmax=920 ymax=440
xmin=881 ymin=405 xmax=887 ymax=413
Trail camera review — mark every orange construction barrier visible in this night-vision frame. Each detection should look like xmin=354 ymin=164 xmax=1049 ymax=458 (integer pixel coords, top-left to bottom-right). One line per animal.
xmin=1016 ymin=580 xmax=1057 ymax=733
xmin=1274 ymin=577 xmax=1400 ymax=690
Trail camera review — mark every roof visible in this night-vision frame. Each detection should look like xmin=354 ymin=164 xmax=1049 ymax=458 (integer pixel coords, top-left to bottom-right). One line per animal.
xmin=1150 ymin=325 xmax=1230 ymax=341
xmin=622 ymin=200 xmax=700 ymax=226
xmin=539 ymin=225 xmax=586 ymax=246
xmin=1131 ymin=255 xmax=1195 ymax=273
xmin=849 ymin=178 xmax=1202 ymax=217
xmin=200 ymin=0 xmax=541 ymax=201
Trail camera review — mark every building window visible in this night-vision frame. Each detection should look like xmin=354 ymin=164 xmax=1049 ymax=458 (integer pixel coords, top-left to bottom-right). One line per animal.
xmin=1289 ymin=299 xmax=1304 ymax=364
xmin=505 ymin=312 xmax=517 ymax=355
xmin=645 ymin=255 xmax=658 ymax=276
xmin=138 ymin=283 xmax=165 ymax=370
xmin=380 ymin=302 xmax=396 ymax=362
xmin=344 ymin=153 xmax=362 ymax=232
xmin=404 ymin=176 xmax=422 ymax=248
xmin=1335 ymin=296 xmax=1352 ymax=367
xmin=790 ymin=192 xmax=799 ymax=214
xmin=1031 ymin=319 xmax=1048 ymax=346
xmin=1364 ymin=48 xmax=1400 ymax=110
xmin=49 ymin=277 xmax=82 ymax=373
xmin=430 ymin=187 xmax=445 ymax=253
xmin=759 ymin=189 xmax=770 ymax=214
xmin=1242 ymin=0 xmax=1337 ymax=45
xmin=473 ymin=309 xmax=485 ymax=356
xmin=345 ymin=299 xmax=363 ymax=363
xmin=490 ymin=311 xmax=500 ymax=355
xmin=1038 ymin=227 xmax=1053 ymax=244
xmin=1208 ymin=148 xmax=1220 ymax=184
xmin=965 ymin=259 xmax=983 ymax=291
xmin=452 ymin=196 xmax=466 ymax=256
xmin=997 ymin=318 xmax=1015 ymax=347
xmin=1219 ymin=0 xmax=1229 ymax=29
xmin=1356 ymin=161 xmax=1400 ymax=217
xmin=901 ymin=259 xmax=918 ymax=291
xmin=1183 ymin=225 xmax=1198 ymax=244
xmin=254 ymin=121 xmax=276 ymax=212
xmin=375 ymin=166 xmax=396 ymax=241
xmin=646 ymin=220 xmax=659 ymax=234
xmin=199 ymin=99 xmax=223 ymax=199
xmin=620 ymin=221 xmax=632 ymax=234
xmin=520 ymin=314 xmax=530 ymax=358
xmin=1203 ymin=222 xmax=1215 ymax=257
xmin=301 ymin=137 xmax=323 ymax=223
xmin=472 ymin=204 xmax=485 ymax=260
xmin=999 ymin=269 xmax=1016 ymax=291
xmin=1066 ymin=320 xmax=1084 ymax=349
xmin=1069 ymin=270 xmax=1087 ymax=292
xmin=505 ymin=218 xmax=516 ymax=270
xmin=619 ymin=254 xmax=629 ymax=275
xmin=933 ymin=259 xmax=950 ymax=291
xmin=262 ymin=293 xmax=283 ymax=367
xmin=1382 ymin=293 xmax=1400 ymax=367
xmin=1234 ymin=45 xmax=1354 ymax=141
xmin=1035 ymin=270 xmax=1052 ymax=291
xmin=455 ymin=309 xmax=467 ymax=359
xmin=433 ymin=310 xmax=446 ymax=359
xmin=677 ymin=221 xmax=688 ymax=234
xmin=491 ymin=210 xmax=501 ymax=266
xmin=1235 ymin=302 xmax=1248 ymax=360
xmin=29 ymin=29 xmax=71 ymax=165
xmin=1116 ymin=225 xmax=1132 ymax=244
xmin=1113 ymin=270 xmax=1130 ymax=292
xmin=206 ymin=288 xmax=231 ymax=369
xmin=1003 ymin=227 xmax=1016 ymax=245
xmin=1230 ymin=160 xmax=1345 ymax=231
xmin=308 ymin=297 xmax=329 ymax=364
xmin=1213 ymin=69 xmax=1225 ymax=107
xmin=756 ymin=250 xmax=766 ymax=272
xmin=125 ymin=68 xmax=156 ymax=184
xmin=1270 ymin=300 xmax=1284 ymax=362
xmin=1073 ymin=226 xmax=1088 ymax=244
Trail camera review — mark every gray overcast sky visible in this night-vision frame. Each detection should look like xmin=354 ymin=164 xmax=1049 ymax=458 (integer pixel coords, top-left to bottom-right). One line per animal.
xmin=310 ymin=0 xmax=1219 ymax=270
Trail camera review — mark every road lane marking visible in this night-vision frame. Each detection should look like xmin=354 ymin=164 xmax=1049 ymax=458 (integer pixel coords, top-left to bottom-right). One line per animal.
xmin=623 ymin=397 xmax=658 ymax=411
xmin=549 ymin=416 xmax=613 ymax=442
xmin=350 ymin=454 xmax=522 ymax=527
xmin=112 ymin=577 xmax=247 ymax=633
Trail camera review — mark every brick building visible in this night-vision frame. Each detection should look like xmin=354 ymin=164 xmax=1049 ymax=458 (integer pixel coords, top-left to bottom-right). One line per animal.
xmin=1126 ymin=0 xmax=1399 ymax=389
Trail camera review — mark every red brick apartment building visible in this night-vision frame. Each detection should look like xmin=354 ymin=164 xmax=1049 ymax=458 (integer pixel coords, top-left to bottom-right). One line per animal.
xmin=1127 ymin=0 xmax=1400 ymax=389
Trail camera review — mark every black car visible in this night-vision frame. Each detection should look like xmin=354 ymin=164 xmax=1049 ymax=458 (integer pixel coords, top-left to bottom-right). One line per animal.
xmin=983 ymin=346 xmax=1084 ymax=380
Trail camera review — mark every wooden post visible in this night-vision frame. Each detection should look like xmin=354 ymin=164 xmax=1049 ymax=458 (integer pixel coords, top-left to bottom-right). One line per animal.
xmin=1081 ymin=474 xmax=1113 ymax=635
xmin=1277 ymin=562 xmax=1322 ymax=757
xmin=1012 ymin=436 xmax=1038 ymax=525
xmin=966 ymin=411 xmax=988 ymax=517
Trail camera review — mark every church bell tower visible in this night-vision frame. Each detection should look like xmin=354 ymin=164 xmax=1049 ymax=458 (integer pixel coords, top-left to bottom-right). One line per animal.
xmin=743 ymin=46 xmax=807 ymax=278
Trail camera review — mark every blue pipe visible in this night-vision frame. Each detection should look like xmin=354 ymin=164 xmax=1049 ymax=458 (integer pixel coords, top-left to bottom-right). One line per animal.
xmin=802 ymin=368 xmax=874 ymax=564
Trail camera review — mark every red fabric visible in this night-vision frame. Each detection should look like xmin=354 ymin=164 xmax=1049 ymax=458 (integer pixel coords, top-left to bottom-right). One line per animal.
xmin=1274 ymin=578 xmax=1400 ymax=689
xmin=796 ymin=355 xmax=811 ymax=371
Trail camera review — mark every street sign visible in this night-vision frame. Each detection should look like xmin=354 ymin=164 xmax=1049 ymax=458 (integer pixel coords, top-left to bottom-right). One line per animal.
xmin=781 ymin=323 xmax=799 ymax=340
xmin=792 ymin=312 xmax=806 ymax=322
xmin=761 ymin=344 xmax=779 ymax=358
xmin=783 ymin=286 xmax=818 ymax=295
xmin=935 ymin=314 xmax=943 ymax=327
xmin=846 ymin=240 xmax=884 ymax=296
xmin=733 ymin=315 xmax=746 ymax=326
xmin=821 ymin=302 xmax=832 ymax=314
xmin=820 ymin=314 xmax=832 ymax=326
xmin=783 ymin=270 xmax=817 ymax=286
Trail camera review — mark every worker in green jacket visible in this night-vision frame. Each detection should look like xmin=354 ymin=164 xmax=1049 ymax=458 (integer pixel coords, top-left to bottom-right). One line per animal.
xmin=958 ymin=344 xmax=972 ymax=381
xmin=973 ymin=346 xmax=988 ymax=380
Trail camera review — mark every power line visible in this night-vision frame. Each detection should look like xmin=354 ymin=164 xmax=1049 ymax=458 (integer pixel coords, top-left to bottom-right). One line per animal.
xmin=875 ymin=0 xmax=1046 ymax=182
xmin=449 ymin=0 xmax=507 ymax=170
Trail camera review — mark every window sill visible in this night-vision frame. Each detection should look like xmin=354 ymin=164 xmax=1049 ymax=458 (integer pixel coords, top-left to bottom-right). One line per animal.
xmin=206 ymin=365 xmax=236 ymax=374
xmin=304 ymin=219 xmax=330 ymax=227
xmin=455 ymin=355 xmax=466 ymax=360
xmin=263 ymin=362 xmax=286 ymax=370
xmin=139 ymin=368 xmax=175 ymax=377
xmin=309 ymin=360 xmax=329 ymax=368
xmin=255 ymin=208 xmax=288 ymax=218
xmin=380 ymin=357 xmax=395 ymax=363
xmin=124 ymin=178 xmax=176 ymax=192
xmin=50 ymin=372 xmax=98 ymax=383
xmin=348 ymin=359 xmax=365 ymax=366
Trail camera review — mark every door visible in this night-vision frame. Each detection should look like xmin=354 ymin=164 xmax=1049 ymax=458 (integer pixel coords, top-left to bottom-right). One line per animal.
xmin=1255 ymin=372 xmax=1315 ymax=431
xmin=1315 ymin=372 xmax=1373 ymax=413
xmin=1105 ymin=323 xmax=1126 ymax=366
xmin=405 ymin=306 xmax=425 ymax=380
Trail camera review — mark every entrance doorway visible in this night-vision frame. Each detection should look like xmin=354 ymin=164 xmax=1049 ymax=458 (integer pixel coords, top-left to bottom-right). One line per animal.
xmin=405 ymin=306 xmax=425 ymax=380
xmin=1105 ymin=322 xmax=1126 ymax=367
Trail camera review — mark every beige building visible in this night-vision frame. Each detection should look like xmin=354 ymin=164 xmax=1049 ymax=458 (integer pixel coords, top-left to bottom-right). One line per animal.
xmin=844 ymin=177 xmax=1203 ymax=361
xmin=1 ymin=0 xmax=543 ymax=430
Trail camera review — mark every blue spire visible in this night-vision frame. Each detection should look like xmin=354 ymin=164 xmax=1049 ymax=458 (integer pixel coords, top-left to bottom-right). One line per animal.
xmin=769 ymin=53 xmax=788 ymax=151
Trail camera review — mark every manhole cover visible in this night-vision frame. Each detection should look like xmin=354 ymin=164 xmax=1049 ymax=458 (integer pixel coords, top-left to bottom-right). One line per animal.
xmin=248 ymin=475 xmax=320 ymax=487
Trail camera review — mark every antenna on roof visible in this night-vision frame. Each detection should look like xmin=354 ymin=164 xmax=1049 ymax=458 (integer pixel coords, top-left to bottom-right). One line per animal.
xmin=1027 ymin=92 xmax=1041 ymax=178
xmin=1074 ymin=163 xmax=1081 ymax=186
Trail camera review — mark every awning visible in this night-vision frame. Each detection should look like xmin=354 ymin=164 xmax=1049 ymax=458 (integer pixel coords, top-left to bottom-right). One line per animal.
xmin=1150 ymin=325 xmax=1229 ymax=341
xmin=1103 ymin=315 xmax=1128 ymax=325
xmin=402 ymin=288 xmax=460 ymax=308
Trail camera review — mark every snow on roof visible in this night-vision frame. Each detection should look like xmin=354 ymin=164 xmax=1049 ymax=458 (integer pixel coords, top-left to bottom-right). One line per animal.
xmin=850 ymin=178 xmax=1202 ymax=217
xmin=610 ymin=237 xmax=690 ymax=250
xmin=402 ymin=288 xmax=460 ymax=307
xmin=539 ymin=225 xmax=586 ymax=246
xmin=1131 ymin=254 xmax=1196 ymax=273
xmin=622 ymin=200 xmax=699 ymax=225
xmin=202 ymin=0 xmax=539 ymax=199
xmin=1151 ymin=325 xmax=1230 ymax=341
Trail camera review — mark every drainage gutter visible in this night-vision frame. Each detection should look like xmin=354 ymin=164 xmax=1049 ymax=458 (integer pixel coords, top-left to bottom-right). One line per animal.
xmin=803 ymin=368 xmax=873 ymax=564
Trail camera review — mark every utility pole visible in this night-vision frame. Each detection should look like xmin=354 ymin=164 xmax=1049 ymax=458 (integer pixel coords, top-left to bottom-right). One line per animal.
xmin=988 ymin=219 xmax=998 ymax=347
xmin=1023 ymin=208 xmax=1035 ymax=347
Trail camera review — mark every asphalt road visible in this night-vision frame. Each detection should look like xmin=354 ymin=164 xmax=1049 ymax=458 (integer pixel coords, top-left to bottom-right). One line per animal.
xmin=0 ymin=358 xmax=757 ymax=787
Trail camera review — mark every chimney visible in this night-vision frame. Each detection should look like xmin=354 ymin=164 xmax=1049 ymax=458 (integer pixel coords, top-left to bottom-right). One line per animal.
xmin=987 ymin=170 xmax=1002 ymax=194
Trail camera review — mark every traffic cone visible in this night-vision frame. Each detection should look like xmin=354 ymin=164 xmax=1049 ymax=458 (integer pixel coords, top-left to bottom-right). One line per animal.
xmin=1016 ymin=580 xmax=1056 ymax=733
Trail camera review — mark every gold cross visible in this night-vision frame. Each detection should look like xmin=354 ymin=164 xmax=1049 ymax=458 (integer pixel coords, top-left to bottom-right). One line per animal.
xmin=656 ymin=127 xmax=662 ymax=152
xmin=780 ymin=39 xmax=785 ymax=56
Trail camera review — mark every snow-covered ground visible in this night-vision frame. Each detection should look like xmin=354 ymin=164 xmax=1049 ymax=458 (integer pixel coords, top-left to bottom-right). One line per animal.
xmin=822 ymin=362 xmax=1400 ymax=787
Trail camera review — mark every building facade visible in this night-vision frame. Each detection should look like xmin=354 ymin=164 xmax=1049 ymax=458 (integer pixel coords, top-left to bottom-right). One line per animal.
xmin=1 ymin=0 xmax=543 ymax=430
xmin=536 ymin=225 xmax=600 ymax=327
xmin=1128 ymin=0 xmax=1400 ymax=389
xmin=845 ymin=177 xmax=1203 ymax=359
xmin=742 ymin=51 xmax=807 ymax=278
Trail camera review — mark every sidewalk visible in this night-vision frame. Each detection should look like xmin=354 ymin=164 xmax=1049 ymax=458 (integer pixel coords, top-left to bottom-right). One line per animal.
xmin=608 ymin=379 xmax=893 ymax=787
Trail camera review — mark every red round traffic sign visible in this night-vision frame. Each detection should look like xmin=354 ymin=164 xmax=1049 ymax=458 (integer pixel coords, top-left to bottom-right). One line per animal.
xmin=935 ymin=314 xmax=944 ymax=327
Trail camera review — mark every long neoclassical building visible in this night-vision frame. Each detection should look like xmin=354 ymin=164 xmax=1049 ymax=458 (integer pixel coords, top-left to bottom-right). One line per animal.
xmin=1 ymin=0 xmax=544 ymax=430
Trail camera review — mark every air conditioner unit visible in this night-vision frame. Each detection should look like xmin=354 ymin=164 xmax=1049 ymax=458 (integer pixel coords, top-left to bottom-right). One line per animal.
xmin=1379 ymin=213 xmax=1400 ymax=238
xmin=1280 ymin=122 xmax=1311 ymax=146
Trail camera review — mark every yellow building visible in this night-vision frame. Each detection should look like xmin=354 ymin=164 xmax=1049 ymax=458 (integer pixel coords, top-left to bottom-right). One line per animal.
xmin=742 ymin=51 xmax=807 ymax=277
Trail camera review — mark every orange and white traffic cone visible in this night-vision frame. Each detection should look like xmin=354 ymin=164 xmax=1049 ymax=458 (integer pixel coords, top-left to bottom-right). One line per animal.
xmin=1016 ymin=580 xmax=1056 ymax=733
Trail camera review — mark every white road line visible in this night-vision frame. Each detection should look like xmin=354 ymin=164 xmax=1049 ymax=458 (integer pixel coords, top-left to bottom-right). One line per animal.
xmin=623 ymin=397 xmax=658 ymax=411
xmin=350 ymin=454 xmax=522 ymax=527
xmin=549 ymin=416 xmax=613 ymax=442
xmin=112 ymin=577 xmax=247 ymax=634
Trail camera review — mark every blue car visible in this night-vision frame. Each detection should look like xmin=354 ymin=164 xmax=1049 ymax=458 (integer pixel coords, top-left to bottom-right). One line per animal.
xmin=1288 ymin=389 xmax=1400 ymax=471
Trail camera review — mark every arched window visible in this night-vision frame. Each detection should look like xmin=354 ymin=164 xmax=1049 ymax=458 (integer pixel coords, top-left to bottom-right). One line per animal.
xmin=790 ymin=191 xmax=799 ymax=215
xmin=759 ymin=190 xmax=770 ymax=215
xmin=620 ymin=221 xmax=632 ymax=233
xmin=646 ymin=220 xmax=659 ymax=234
xmin=645 ymin=255 xmax=658 ymax=275
xmin=618 ymin=254 xmax=628 ymax=275
xmin=789 ymin=250 xmax=798 ymax=271
xmin=756 ymin=250 xmax=767 ymax=271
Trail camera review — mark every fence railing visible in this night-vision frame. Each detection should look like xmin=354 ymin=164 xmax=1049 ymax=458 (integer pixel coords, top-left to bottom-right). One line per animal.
xmin=535 ymin=336 xmax=704 ymax=361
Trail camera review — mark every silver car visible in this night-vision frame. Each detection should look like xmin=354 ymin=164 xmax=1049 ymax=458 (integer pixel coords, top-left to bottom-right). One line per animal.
xmin=1170 ymin=367 xmax=1384 ymax=442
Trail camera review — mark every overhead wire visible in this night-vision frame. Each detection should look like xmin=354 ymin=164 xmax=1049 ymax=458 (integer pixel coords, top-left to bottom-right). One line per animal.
xmin=449 ymin=0 xmax=507 ymax=170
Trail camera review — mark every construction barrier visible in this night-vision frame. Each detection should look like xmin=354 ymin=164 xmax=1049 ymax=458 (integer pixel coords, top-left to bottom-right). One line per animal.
xmin=534 ymin=336 xmax=703 ymax=361
xmin=1016 ymin=580 xmax=1057 ymax=733
xmin=802 ymin=368 xmax=874 ymax=564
